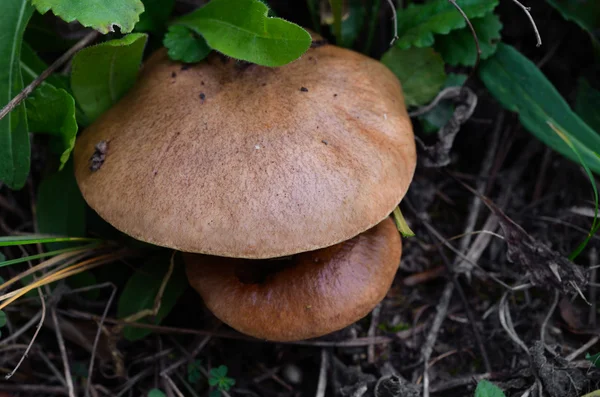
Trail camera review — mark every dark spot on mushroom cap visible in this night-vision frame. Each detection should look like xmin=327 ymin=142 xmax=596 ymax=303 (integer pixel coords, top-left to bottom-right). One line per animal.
xmin=199 ymin=93 xmax=206 ymax=101
xmin=311 ymin=39 xmax=328 ymax=48
xmin=300 ymin=87 xmax=309 ymax=92
xmin=334 ymin=93 xmax=338 ymax=97
xmin=181 ymin=64 xmax=191 ymax=71
xmin=171 ymin=71 xmax=177 ymax=78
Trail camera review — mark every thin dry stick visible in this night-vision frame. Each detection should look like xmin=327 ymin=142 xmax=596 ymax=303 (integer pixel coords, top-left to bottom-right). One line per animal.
xmin=0 ymin=30 xmax=99 ymax=122
xmin=315 ymin=349 xmax=328 ymax=397
xmin=0 ymin=310 xmax=42 ymax=346
xmin=5 ymin=273 xmax=47 ymax=380
xmin=510 ymin=0 xmax=542 ymax=46
xmin=51 ymin=309 xmax=75 ymax=397
xmin=566 ymin=336 xmax=600 ymax=362
xmin=448 ymin=0 xmax=481 ymax=74
xmin=540 ymin=290 xmax=559 ymax=349
xmin=385 ymin=0 xmax=399 ymax=45
xmin=85 ymin=283 xmax=117 ymax=397
xmin=367 ymin=303 xmax=381 ymax=364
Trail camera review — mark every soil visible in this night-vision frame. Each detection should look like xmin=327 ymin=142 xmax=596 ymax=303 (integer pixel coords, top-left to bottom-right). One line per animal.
xmin=1 ymin=1 xmax=599 ymax=396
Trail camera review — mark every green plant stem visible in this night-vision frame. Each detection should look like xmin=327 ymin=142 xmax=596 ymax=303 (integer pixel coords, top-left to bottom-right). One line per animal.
xmin=364 ymin=0 xmax=382 ymax=54
xmin=330 ymin=0 xmax=343 ymax=43
xmin=306 ymin=0 xmax=321 ymax=33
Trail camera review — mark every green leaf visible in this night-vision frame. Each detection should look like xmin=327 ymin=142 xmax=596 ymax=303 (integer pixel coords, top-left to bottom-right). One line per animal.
xmin=147 ymin=389 xmax=167 ymax=397
xmin=21 ymin=43 xmax=70 ymax=91
xmin=164 ymin=25 xmax=211 ymax=63
xmin=546 ymin=0 xmax=600 ymax=42
xmin=31 ymin=0 xmax=145 ymax=34
xmin=136 ymin=0 xmax=175 ymax=33
xmin=26 ymin=84 xmax=78 ymax=169
xmin=187 ymin=359 xmax=203 ymax=385
xmin=420 ymin=73 xmax=467 ymax=133
xmin=575 ymin=78 xmax=600 ymax=133
xmin=209 ymin=391 xmax=221 ymax=397
xmin=330 ymin=0 xmax=343 ymax=44
xmin=0 ymin=0 xmax=34 ymax=190
xmin=395 ymin=0 xmax=498 ymax=49
xmin=586 ymin=352 xmax=600 ymax=368
xmin=117 ymin=253 xmax=187 ymax=341
xmin=475 ymin=380 xmax=506 ymax=397
xmin=71 ymin=33 xmax=148 ymax=123
xmin=174 ymin=0 xmax=311 ymax=67
xmin=36 ymin=160 xmax=86 ymax=250
xmin=479 ymin=43 xmax=600 ymax=174
xmin=381 ymin=46 xmax=446 ymax=107
xmin=0 ymin=311 xmax=7 ymax=328
xmin=435 ymin=12 xmax=502 ymax=66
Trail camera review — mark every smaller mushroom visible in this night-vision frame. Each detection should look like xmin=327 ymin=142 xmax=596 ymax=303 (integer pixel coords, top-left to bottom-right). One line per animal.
xmin=184 ymin=217 xmax=401 ymax=341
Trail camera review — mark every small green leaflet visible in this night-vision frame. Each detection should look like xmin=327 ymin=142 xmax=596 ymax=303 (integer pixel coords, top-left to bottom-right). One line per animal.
xmin=174 ymin=0 xmax=311 ymax=67
xmin=475 ymin=380 xmax=506 ymax=397
xmin=479 ymin=43 xmax=600 ymax=174
xmin=586 ymin=352 xmax=600 ymax=368
xmin=31 ymin=0 xmax=145 ymax=34
xmin=164 ymin=25 xmax=211 ymax=63
xmin=395 ymin=0 xmax=498 ymax=49
xmin=26 ymin=84 xmax=78 ymax=169
xmin=381 ymin=46 xmax=446 ymax=107
xmin=117 ymin=253 xmax=187 ymax=341
xmin=147 ymin=389 xmax=167 ymax=397
xmin=435 ymin=12 xmax=502 ymax=66
xmin=0 ymin=0 xmax=34 ymax=190
xmin=209 ymin=365 xmax=235 ymax=390
xmin=71 ymin=33 xmax=148 ymax=123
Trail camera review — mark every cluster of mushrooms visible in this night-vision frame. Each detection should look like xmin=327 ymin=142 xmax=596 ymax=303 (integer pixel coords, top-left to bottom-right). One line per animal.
xmin=73 ymin=36 xmax=417 ymax=342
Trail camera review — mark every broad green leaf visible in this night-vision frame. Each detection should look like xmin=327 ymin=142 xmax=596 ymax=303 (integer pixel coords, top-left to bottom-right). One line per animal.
xmin=475 ymin=380 xmax=506 ymax=397
xmin=174 ymin=0 xmax=311 ymax=67
xmin=164 ymin=25 xmax=211 ymax=63
xmin=546 ymin=0 xmax=600 ymax=42
xmin=31 ymin=0 xmax=144 ymax=34
xmin=586 ymin=352 xmax=600 ymax=368
xmin=26 ymin=84 xmax=78 ymax=169
xmin=575 ymin=78 xmax=600 ymax=133
xmin=117 ymin=253 xmax=187 ymax=341
xmin=71 ymin=33 xmax=148 ymax=123
xmin=395 ymin=0 xmax=498 ymax=49
xmin=381 ymin=46 xmax=446 ymax=107
xmin=148 ymin=389 xmax=167 ymax=397
xmin=435 ymin=12 xmax=502 ymax=66
xmin=136 ymin=0 xmax=175 ymax=33
xmin=21 ymin=43 xmax=70 ymax=91
xmin=479 ymin=44 xmax=600 ymax=174
xmin=36 ymin=160 xmax=86 ymax=249
xmin=0 ymin=0 xmax=34 ymax=190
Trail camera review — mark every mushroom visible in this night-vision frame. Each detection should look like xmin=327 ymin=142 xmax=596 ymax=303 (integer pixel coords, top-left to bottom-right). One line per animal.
xmin=73 ymin=39 xmax=416 ymax=341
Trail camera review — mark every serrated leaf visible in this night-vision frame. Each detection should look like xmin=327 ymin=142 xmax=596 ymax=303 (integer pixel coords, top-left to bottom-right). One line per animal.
xmin=479 ymin=43 xmax=600 ymax=174
xmin=164 ymin=25 xmax=211 ymax=63
xmin=475 ymin=380 xmax=506 ymax=397
xmin=117 ymin=253 xmax=187 ymax=341
xmin=174 ymin=0 xmax=311 ymax=67
xmin=136 ymin=0 xmax=175 ymax=33
xmin=435 ymin=12 xmax=502 ymax=66
xmin=395 ymin=0 xmax=498 ymax=49
xmin=546 ymin=0 xmax=600 ymax=42
xmin=26 ymin=84 xmax=78 ymax=169
xmin=31 ymin=0 xmax=145 ymax=34
xmin=71 ymin=33 xmax=148 ymax=123
xmin=0 ymin=0 xmax=34 ymax=190
xmin=575 ymin=78 xmax=600 ymax=133
xmin=381 ymin=46 xmax=446 ymax=107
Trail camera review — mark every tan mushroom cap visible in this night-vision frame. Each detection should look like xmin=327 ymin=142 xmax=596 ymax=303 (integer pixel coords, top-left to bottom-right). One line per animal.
xmin=184 ymin=217 xmax=401 ymax=341
xmin=74 ymin=43 xmax=416 ymax=259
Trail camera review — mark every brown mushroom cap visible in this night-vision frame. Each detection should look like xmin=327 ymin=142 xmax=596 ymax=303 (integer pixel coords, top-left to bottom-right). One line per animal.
xmin=183 ymin=217 xmax=401 ymax=341
xmin=74 ymin=43 xmax=415 ymax=259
